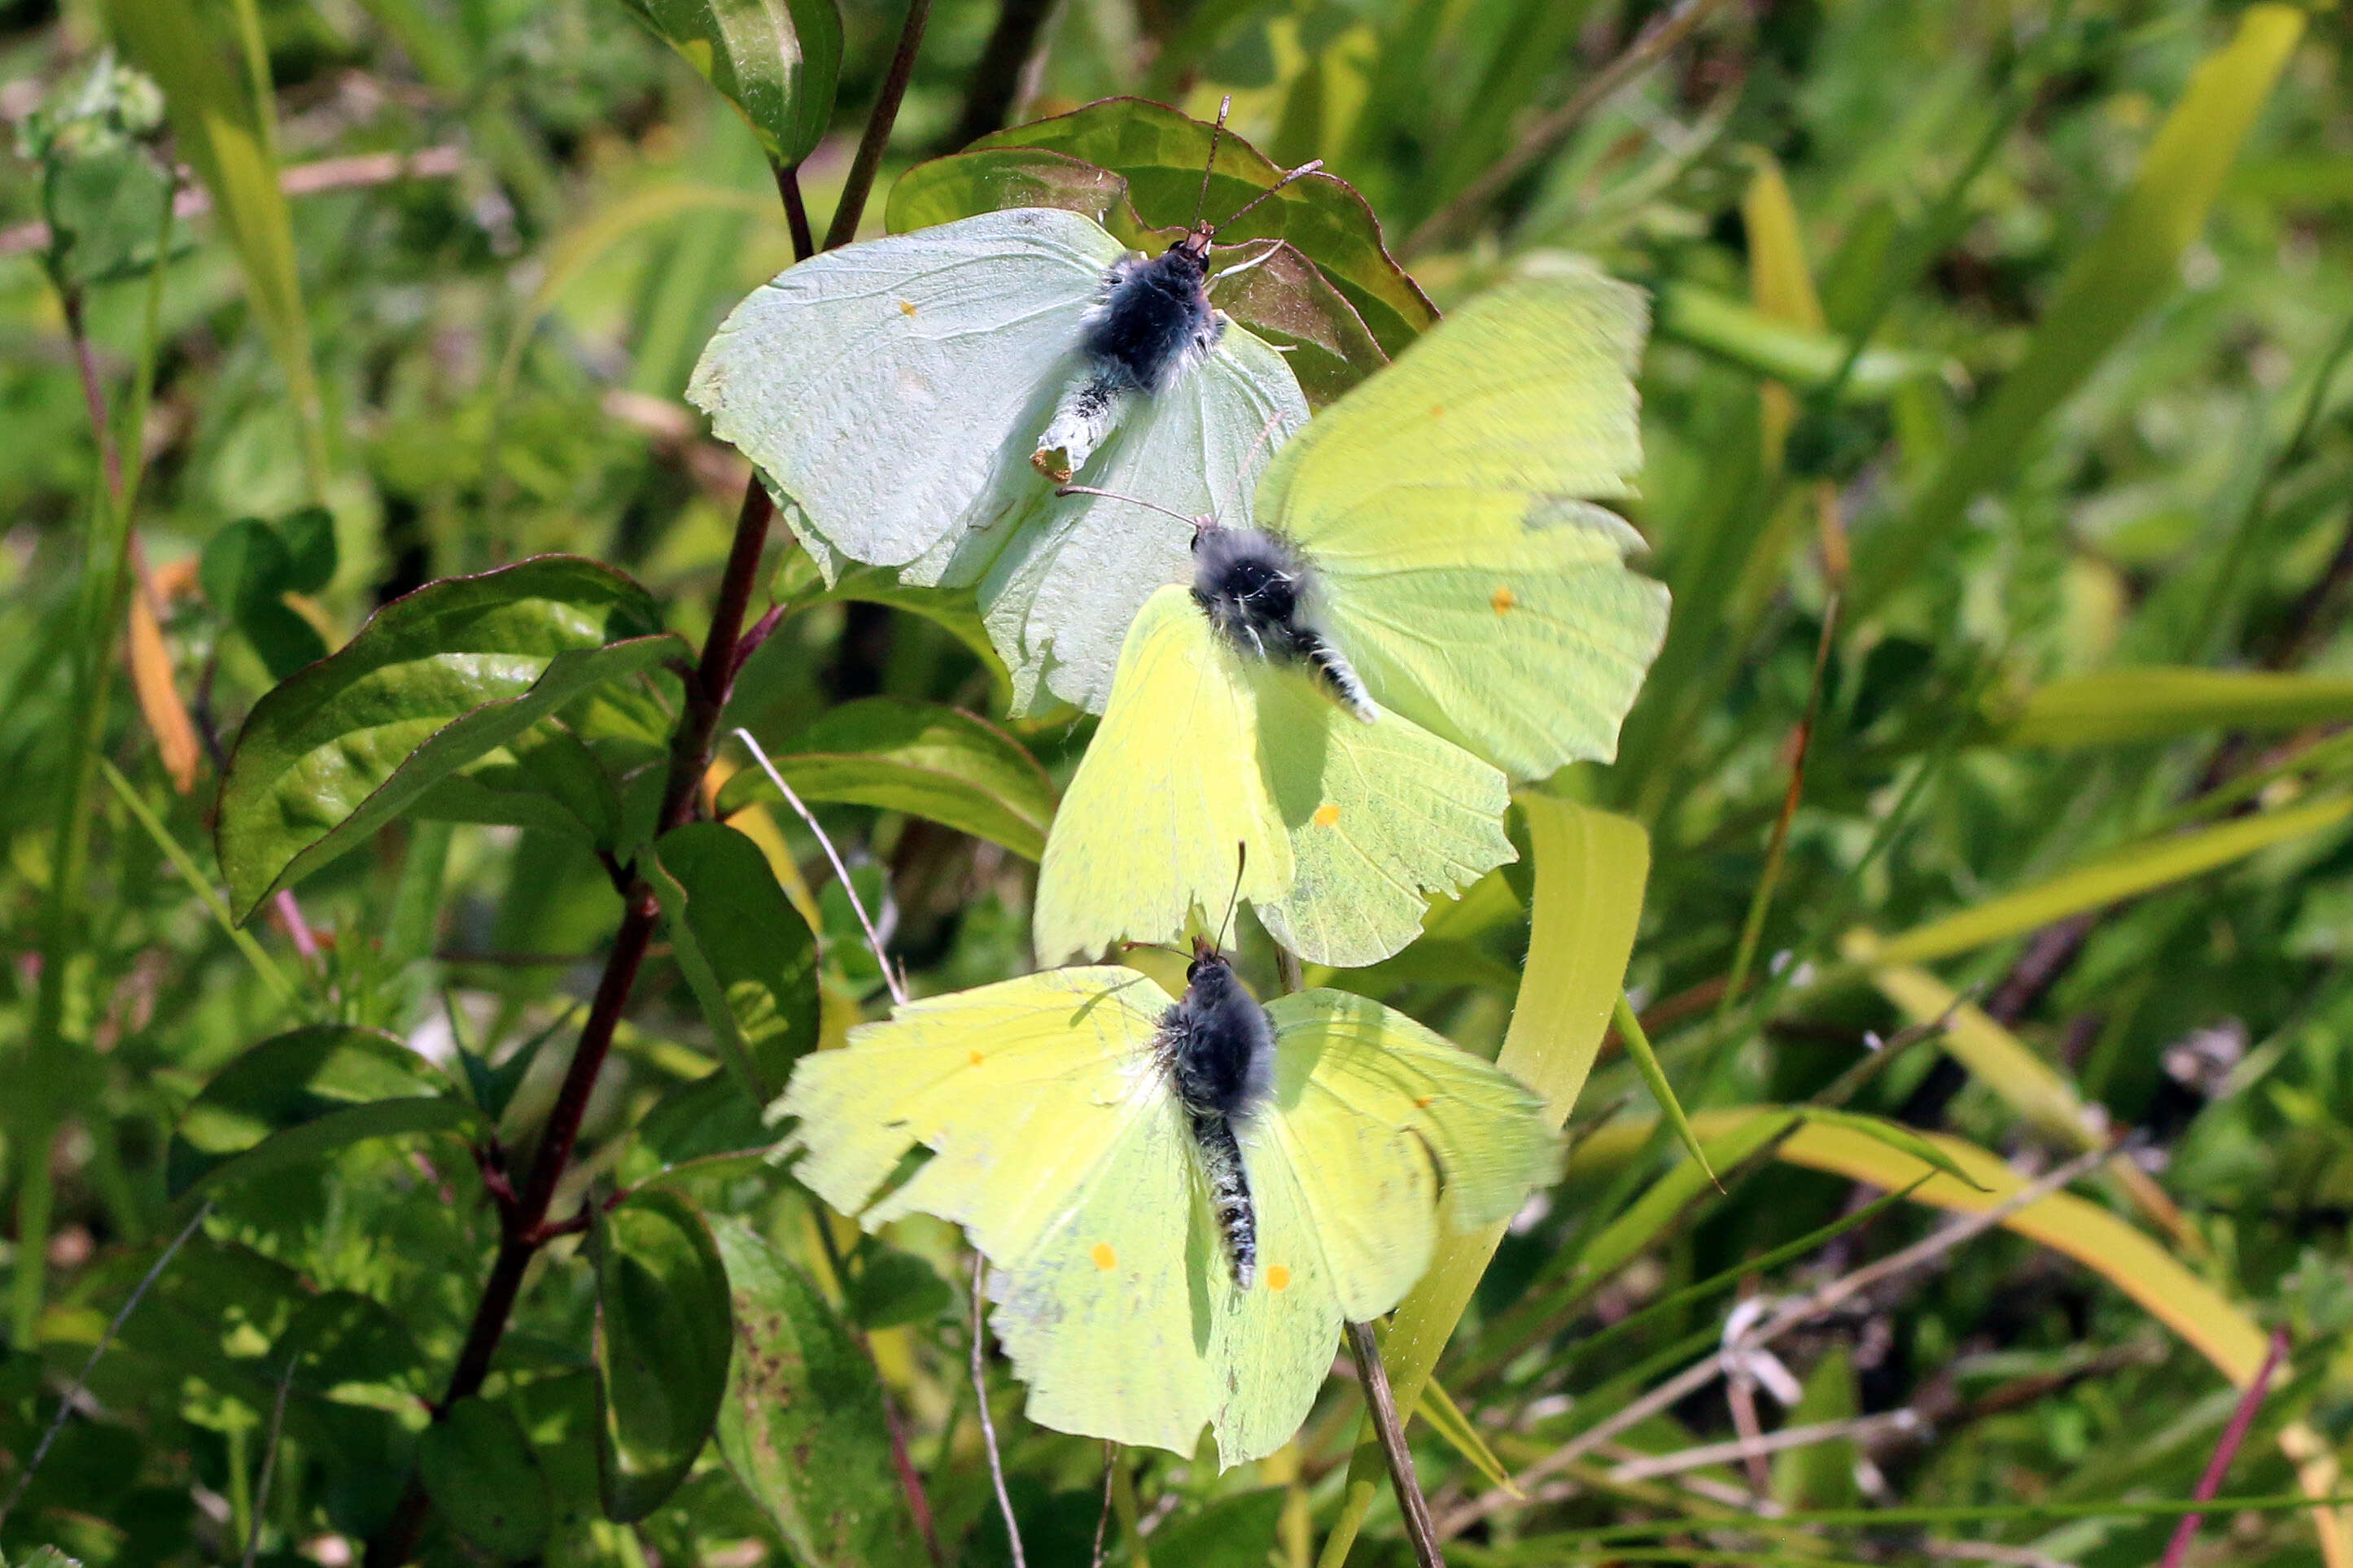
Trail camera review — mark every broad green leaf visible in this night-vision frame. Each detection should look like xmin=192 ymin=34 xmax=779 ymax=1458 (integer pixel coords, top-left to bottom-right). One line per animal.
xmin=276 ymin=504 xmax=339 ymax=592
xmin=842 ymin=1239 xmax=952 ymax=1331
xmin=963 ymin=98 xmax=1435 ymax=356
xmin=276 ymin=1289 xmax=429 ymax=1396
xmin=1149 ymin=1490 xmax=1288 ymax=1567
xmin=1653 ymin=280 xmax=1940 ymax=403
xmin=616 ymin=0 xmax=842 ymax=167
xmin=1321 ymin=795 xmax=1649 ymax=1567
xmin=716 ymin=697 xmax=1057 ymax=860
xmin=886 ymin=145 xmax=1129 ymax=232
xmin=1852 ymin=5 xmax=2306 ymax=614
xmin=709 ymin=1216 xmax=924 ymax=1563
xmin=201 ymin=516 xmax=326 ymax=678
xmin=167 ymin=1025 xmax=480 ymax=1199
xmin=105 ymin=0 xmax=329 ymax=491
xmin=2001 ymin=668 xmax=2353 ymax=748
xmin=773 ymin=552 xmax=1008 ymax=680
xmin=593 ymin=1189 xmax=733 ymax=1522
xmin=41 ymin=139 xmax=174 ymax=289
xmin=1851 ymin=793 xmax=2353 ymax=967
xmin=1205 ymin=240 xmax=1390 ymax=406
xmin=647 ymin=822 xmax=821 ymax=1102
xmin=215 ymin=557 xmax=686 ymax=920
xmin=420 ymin=1396 xmax=553 ymax=1557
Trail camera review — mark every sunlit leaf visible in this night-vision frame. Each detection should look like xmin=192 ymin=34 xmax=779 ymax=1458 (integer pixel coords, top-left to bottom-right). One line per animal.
xmin=2001 ymin=668 xmax=2353 ymax=748
xmin=616 ymin=0 xmax=843 ymax=167
xmin=708 ymin=1216 xmax=924 ymax=1562
xmin=648 ymin=821 xmax=821 ymax=1102
xmin=716 ymin=697 xmax=1057 ymax=860
xmin=215 ymin=557 xmax=686 ymax=919
xmin=167 ymin=1025 xmax=479 ymax=1199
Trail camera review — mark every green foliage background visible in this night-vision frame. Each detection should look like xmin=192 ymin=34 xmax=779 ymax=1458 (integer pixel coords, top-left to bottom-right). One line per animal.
xmin=6 ymin=0 xmax=2353 ymax=1564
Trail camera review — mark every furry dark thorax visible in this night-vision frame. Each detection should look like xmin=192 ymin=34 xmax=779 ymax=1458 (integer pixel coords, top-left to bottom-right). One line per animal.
xmin=1191 ymin=526 xmax=1377 ymax=720
xmin=1080 ymin=229 xmax=1220 ymax=395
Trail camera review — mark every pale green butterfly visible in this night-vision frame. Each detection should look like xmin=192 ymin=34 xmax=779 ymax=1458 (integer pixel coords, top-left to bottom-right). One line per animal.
xmin=1033 ymin=260 xmax=1672 ymax=967
xmin=776 ymin=950 xmax=1557 ymax=1465
xmin=686 ymin=192 xmax=1318 ymax=714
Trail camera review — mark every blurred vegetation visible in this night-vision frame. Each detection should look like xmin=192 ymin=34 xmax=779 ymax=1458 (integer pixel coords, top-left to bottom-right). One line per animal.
xmin=6 ymin=0 xmax=2353 ymax=1565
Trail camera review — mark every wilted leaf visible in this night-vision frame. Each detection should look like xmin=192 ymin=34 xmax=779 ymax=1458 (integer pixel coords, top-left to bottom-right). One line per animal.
xmin=617 ymin=0 xmax=843 ymax=168
xmin=593 ymin=1189 xmax=733 ymax=1522
xmin=215 ymin=557 xmax=686 ymax=919
xmin=648 ymin=821 xmax=821 ymax=1101
xmin=716 ymin=697 xmax=1056 ymax=860
xmin=168 ymin=1025 xmax=480 ymax=1199
xmin=709 ymin=1217 xmax=923 ymax=1562
xmin=421 ymin=1396 xmax=553 ymax=1557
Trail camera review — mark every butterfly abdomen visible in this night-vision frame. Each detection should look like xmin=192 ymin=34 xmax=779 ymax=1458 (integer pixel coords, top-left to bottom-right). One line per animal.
xmin=1084 ymin=246 xmax=1220 ymax=395
xmin=1188 ymin=1112 xmax=1257 ymax=1288
xmin=1192 ymin=526 xmax=1378 ymax=721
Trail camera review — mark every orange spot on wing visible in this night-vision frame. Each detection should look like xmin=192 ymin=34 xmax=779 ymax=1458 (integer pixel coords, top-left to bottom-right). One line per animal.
xmin=1428 ymin=404 xmax=1445 ymax=420
xmin=1414 ymin=1095 xmax=1434 ymax=1110
xmin=1491 ymin=585 xmax=1517 ymax=615
xmin=1091 ymin=1243 xmax=1117 ymax=1270
xmin=1266 ymin=1264 xmax=1291 ymax=1291
xmin=899 ymin=300 xmax=918 ymax=317
xmin=969 ymin=1050 xmax=986 ymax=1067
xmin=1313 ymin=803 xmax=1341 ymax=828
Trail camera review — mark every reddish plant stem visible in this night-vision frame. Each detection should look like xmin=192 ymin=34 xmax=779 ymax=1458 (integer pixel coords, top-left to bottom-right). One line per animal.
xmin=63 ymin=288 xmax=124 ymax=507
xmin=823 ymin=0 xmax=935 ymax=250
xmin=2158 ymin=1329 xmax=2290 ymax=1568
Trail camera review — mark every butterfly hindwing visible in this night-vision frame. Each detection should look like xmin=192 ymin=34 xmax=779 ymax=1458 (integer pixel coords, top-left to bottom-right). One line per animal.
xmin=1033 ymin=586 xmax=1292 ymax=964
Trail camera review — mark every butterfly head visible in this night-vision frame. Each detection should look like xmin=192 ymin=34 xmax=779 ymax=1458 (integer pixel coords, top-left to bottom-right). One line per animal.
xmin=1185 ymin=933 xmax=1231 ymax=984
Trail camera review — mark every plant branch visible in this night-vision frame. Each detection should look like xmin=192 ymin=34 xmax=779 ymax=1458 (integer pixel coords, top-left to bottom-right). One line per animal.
xmin=942 ymin=0 xmax=1056 ymax=151
xmin=824 ymin=0 xmax=936 ymax=250
xmin=1346 ymin=1320 xmax=1445 ymax=1568
xmin=973 ymin=1254 xmax=1028 ymax=1568
xmin=2159 ymin=1329 xmax=2291 ymax=1568
xmin=1402 ymin=0 xmax=1730 ymax=258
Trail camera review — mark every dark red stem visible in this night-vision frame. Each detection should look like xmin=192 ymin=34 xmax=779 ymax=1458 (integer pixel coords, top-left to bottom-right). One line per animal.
xmin=2158 ymin=1329 xmax=2291 ymax=1568
xmin=822 ymin=0 xmax=935 ymax=251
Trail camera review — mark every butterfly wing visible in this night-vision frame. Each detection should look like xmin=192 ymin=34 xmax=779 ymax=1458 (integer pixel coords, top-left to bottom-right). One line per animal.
xmin=1249 ymin=666 xmax=1514 ymax=968
xmin=1261 ymin=263 xmax=1669 ymax=779
xmin=979 ymin=327 xmax=1309 ymax=715
xmin=777 ymin=967 xmax=1221 ymax=1453
xmin=687 ymin=208 xmax=1123 ymax=578
xmin=1194 ymin=988 xmax=1560 ymax=1466
xmin=1033 ymin=585 xmax=1292 ymax=965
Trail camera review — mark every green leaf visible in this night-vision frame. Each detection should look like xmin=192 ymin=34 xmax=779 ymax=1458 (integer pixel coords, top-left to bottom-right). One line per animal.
xmin=771 ymin=554 xmax=1012 ymax=702
xmin=276 ymin=504 xmax=339 ymax=593
xmin=1853 ymin=794 xmax=2353 ymax=967
xmin=1797 ymin=1107 xmax=1989 ymax=1191
xmin=593 ymin=1189 xmax=734 ymax=1522
xmin=1321 ymin=796 xmax=1651 ymax=1567
xmin=215 ymin=557 xmax=687 ymax=920
xmin=716 ymin=697 xmax=1056 ymax=861
xmin=960 ymin=98 xmax=1435 ymax=356
xmin=1999 ymin=669 xmax=2353 ymax=748
xmin=843 ymin=1239 xmax=952 ymax=1331
xmin=276 ymin=1288 xmax=430 ymax=1396
xmin=1852 ymin=5 xmax=2307 ymax=614
xmin=615 ymin=0 xmax=842 ymax=168
xmin=886 ymin=146 xmax=1130 ymax=232
xmin=420 ymin=1396 xmax=553 ymax=1558
xmin=167 ymin=1025 xmax=480 ymax=1199
xmin=1415 ymin=1374 xmax=1518 ymax=1497
xmin=708 ymin=1216 xmax=924 ymax=1563
xmin=201 ymin=517 xmax=327 ymax=678
xmin=647 ymin=821 xmax=821 ymax=1102
xmin=1651 ymin=280 xmax=1944 ymax=403
xmin=1612 ymin=992 xmax=1716 ymax=1187
xmin=1206 ymin=239 xmax=1391 ymax=405
xmin=42 ymin=140 xmax=174 ymax=287
xmin=1148 ymin=1489 xmax=1288 ymax=1568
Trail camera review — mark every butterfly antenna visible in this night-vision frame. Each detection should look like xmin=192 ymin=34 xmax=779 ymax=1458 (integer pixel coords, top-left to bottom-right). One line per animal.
xmin=1210 ymin=411 xmax=1288 ymax=526
xmin=1213 ymin=159 xmax=1324 ymax=237
xmin=1056 ymin=483 xmax=1206 ymax=529
xmin=1214 ymin=842 xmax=1246 ymax=953
xmin=1192 ymin=94 xmax=1233 ymax=230
xmin=733 ymin=726 xmax=908 ymax=1007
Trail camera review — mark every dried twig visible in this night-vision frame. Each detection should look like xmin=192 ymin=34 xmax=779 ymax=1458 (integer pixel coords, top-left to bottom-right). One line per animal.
xmin=1441 ymin=1143 xmax=2110 ymax=1536
xmin=734 ymin=727 xmax=908 ymax=1005
xmin=0 ymin=1200 xmax=212 ymax=1528
xmin=973 ymin=1255 xmax=1028 ymax=1568
xmin=1605 ymin=1408 xmax=1923 ymax=1484
xmin=1347 ymin=1321 xmax=1445 ymax=1568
